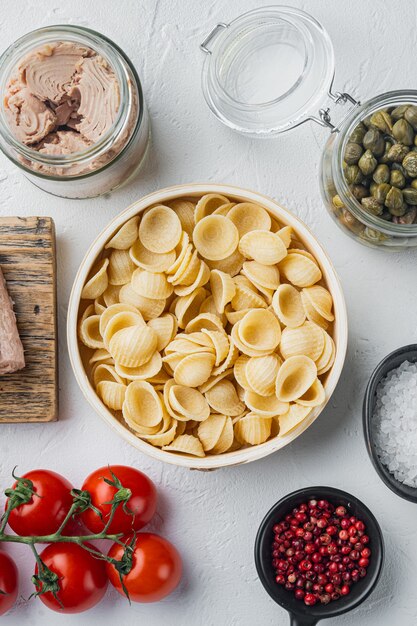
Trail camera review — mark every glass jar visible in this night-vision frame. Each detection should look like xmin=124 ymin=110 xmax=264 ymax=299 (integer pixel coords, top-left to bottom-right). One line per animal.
xmin=200 ymin=6 xmax=417 ymax=249
xmin=0 ymin=25 xmax=149 ymax=199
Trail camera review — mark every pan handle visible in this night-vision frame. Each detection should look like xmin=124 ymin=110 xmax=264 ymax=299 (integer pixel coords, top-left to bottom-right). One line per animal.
xmin=290 ymin=613 xmax=319 ymax=626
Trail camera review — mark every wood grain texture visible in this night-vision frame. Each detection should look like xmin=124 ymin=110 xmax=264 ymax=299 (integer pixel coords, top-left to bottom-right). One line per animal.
xmin=0 ymin=217 xmax=57 ymax=422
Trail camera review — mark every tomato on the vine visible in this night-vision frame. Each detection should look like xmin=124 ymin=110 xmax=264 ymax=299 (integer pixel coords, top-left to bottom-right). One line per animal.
xmin=106 ymin=533 xmax=182 ymax=603
xmin=6 ymin=470 xmax=74 ymax=537
xmin=81 ymin=465 xmax=157 ymax=534
xmin=0 ymin=552 xmax=18 ymax=616
xmin=35 ymin=543 xmax=107 ymax=613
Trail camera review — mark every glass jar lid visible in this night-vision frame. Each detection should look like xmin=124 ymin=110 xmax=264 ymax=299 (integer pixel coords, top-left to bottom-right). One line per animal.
xmin=200 ymin=6 xmax=335 ymax=136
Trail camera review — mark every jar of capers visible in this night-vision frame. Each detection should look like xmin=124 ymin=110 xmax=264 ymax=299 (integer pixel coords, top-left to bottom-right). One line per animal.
xmin=321 ymin=93 xmax=417 ymax=248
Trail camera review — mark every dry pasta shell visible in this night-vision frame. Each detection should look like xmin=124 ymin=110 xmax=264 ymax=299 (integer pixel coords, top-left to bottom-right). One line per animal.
xmin=109 ymin=324 xmax=157 ymax=367
xmin=142 ymin=419 xmax=178 ymax=447
xmin=278 ymin=404 xmax=312 ymax=437
xmin=211 ymin=340 xmax=239 ymax=376
xmin=210 ymin=269 xmax=236 ymax=314
xmin=105 ymin=216 xmax=139 ymax=250
xmin=167 ymin=243 xmax=193 ymax=285
xmin=241 ymin=261 xmax=280 ymax=290
xmin=132 ymin=269 xmax=173 ymax=299
xmin=234 ymin=413 xmax=272 ymax=445
xmin=295 ymin=378 xmax=325 ymax=407
xmin=230 ymin=321 xmax=272 ymax=357
xmin=213 ymin=202 xmax=235 ymax=216
xmin=102 ymin=283 xmax=121 ymax=307
xmin=233 ymin=355 xmax=251 ymax=391
xmin=81 ymin=258 xmax=109 ymax=300
xmin=93 ymin=363 xmax=125 ymax=386
xmin=245 ymin=354 xmax=281 ymax=397
xmin=201 ymin=329 xmax=229 ymax=366
xmin=276 ymin=226 xmax=292 ymax=247
xmin=169 ymin=385 xmax=210 ymax=421
xmin=171 ymin=249 xmax=200 ymax=287
xmin=300 ymin=290 xmax=329 ymax=330
xmin=239 ymin=230 xmax=287 ymax=265
xmin=115 ymin=351 xmax=162 ymax=381
xmin=99 ymin=303 xmax=144 ymax=336
xmin=205 ymin=380 xmax=245 ymax=416
xmin=162 ymin=434 xmax=205 ymax=457
xmin=97 ymin=381 xmax=126 ymax=410
xmin=302 ymin=286 xmax=334 ymax=322
xmin=147 ymin=313 xmax=177 ymax=351
xmin=139 ymin=205 xmax=182 ymax=253
xmin=185 ymin=312 xmax=224 ymax=334
xmin=288 ymin=248 xmax=316 ymax=261
xmin=174 ymin=261 xmax=210 ymax=297
xmin=193 ymin=215 xmax=239 ymax=261
xmin=174 ymin=352 xmax=215 ymax=387
xmin=238 ymin=309 xmax=281 ymax=352
xmin=102 ymin=310 xmax=145 ymax=348
xmin=108 ymin=249 xmax=135 ymax=286
xmin=89 ymin=348 xmax=113 ymax=366
xmin=227 ymin=203 xmax=271 ymax=236
xmin=130 ymin=239 xmax=176 ymax=273
xmin=280 ymin=322 xmax=324 ymax=361
xmin=194 ymin=193 xmax=229 ymax=223
xmin=123 ymin=380 xmax=163 ymax=428
xmin=94 ymin=297 xmax=106 ymax=315
xmin=225 ymin=306 xmax=251 ymax=325
xmin=165 ymin=338 xmax=214 ymax=356
xmin=231 ymin=282 xmax=267 ymax=311
xmin=169 ymin=199 xmax=195 ymax=236
xmin=200 ymin=295 xmax=227 ymax=326
xmin=278 ymin=252 xmax=322 ymax=287
xmin=175 ymin=287 xmax=207 ymax=329
xmin=272 ymin=284 xmax=306 ymax=328
xmin=198 ymin=368 xmax=234 ymax=394
xmin=211 ymin=416 xmax=233 ymax=453
xmin=244 ymin=391 xmax=289 ymax=417
xmin=119 ymin=283 xmax=166 ymax=320
xmin=317 ymin=334 xmax=336 ymax=376
xmin=79 ymin=314 xmax=103 ymax=349
xmin=206 ymin=248 xmax=244 ymax=276
xmin=197 ymin=414 xmax=227 ymax=451
xmin=275 ymin=355 xmax=317 ymax=402
xmin=166 ymin=232 xmax=190 ymax=276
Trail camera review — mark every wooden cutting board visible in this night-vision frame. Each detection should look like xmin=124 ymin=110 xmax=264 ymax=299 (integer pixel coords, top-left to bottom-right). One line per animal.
xmin=0 ymin=217 xmax=57 ymax=422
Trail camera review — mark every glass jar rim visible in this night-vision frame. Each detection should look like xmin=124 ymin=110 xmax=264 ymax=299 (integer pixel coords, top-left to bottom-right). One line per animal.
xmin=0 ymin=24 xmax=143 ymax=176
xmin=333 ymin=90 xmax=417 ymax=235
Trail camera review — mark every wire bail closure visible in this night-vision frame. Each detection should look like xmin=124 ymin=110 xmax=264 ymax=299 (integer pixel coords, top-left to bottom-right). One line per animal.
xmin=309 ymin=85 xmax=360 ymax=133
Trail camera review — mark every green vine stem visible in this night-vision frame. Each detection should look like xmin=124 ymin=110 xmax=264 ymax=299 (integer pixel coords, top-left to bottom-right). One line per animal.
xmin=0 ymin=469 xmax=136 ymax=601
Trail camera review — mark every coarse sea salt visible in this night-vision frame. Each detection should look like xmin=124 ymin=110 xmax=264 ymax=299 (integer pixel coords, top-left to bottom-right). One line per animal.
xmin=372 ymin=360 xmax=417 ymax=488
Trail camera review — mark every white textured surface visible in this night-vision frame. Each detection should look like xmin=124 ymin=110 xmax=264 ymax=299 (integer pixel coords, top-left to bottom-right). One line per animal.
xmin=0 ymin=1 xmax=417 ymax=624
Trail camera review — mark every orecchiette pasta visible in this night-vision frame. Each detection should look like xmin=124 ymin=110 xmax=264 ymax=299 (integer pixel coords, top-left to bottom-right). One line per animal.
xmin=78 ymin=193 xmax=336 ymax=457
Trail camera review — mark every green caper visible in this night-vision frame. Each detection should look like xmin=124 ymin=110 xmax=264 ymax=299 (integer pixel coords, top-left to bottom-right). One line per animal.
xmin=351 ymin=184 xmax=368 ymax=200
xmin=410 ymin=179 xmax=417 ymax=190
xmin=349 ymin=122 xmax=367 ymax=144
xmin=369 ymin=181 xmax=378 ymax=195
xmin=372 ymin=164 xmax=390 ymax=184
xmin=370 ymin=110 xmax=393 ymax=134
xmin=387 ymin=143 xmax=409 ymax=163
xmin=361 ymin=196 xmax=383 ymax=215
xmin=332 ymin=195 xmax=345 ymax=210
xmin=391 ymin=105 xmax=410 ymax=120
xmin=344 ymin=142 xmax=363 ymax=165
xmin=390 ymin=169 xmax=406 ymax=188
xmin=358 ymin=149 xmax=377 ymax=175
xmin=402 ymin=187 xmax=417 ymax=204
xmin=345 ymin=165 xmax=363 ymax=185
xmin=392 ymin=119 xmax=414 ymax=145
xmin=404 ymin=105 xmax=417 ymax=130
xmin=379 ymin=141 xmax=395 ymax=164
xmin=385 ymin=186 xmax=405 ymax=214
xmin=396 ymin=207 xmax=417 ymax=224
xmin=374 ymin=183 xmax=391 ymax=204
xmin=362 ymin=128 xmax=385 ymax=156
xmin=402 ymin=151 xmax=417 ymax=177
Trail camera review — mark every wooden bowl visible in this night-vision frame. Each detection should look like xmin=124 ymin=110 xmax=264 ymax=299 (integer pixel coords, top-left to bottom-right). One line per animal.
xmin=67 ymin=184 xmax=348 ymax=469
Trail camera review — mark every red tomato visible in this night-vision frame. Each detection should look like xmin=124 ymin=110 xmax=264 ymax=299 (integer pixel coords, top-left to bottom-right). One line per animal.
xmin=81 ymin=465 xmax=157 ymax=534
xmin=0 ymin=552 xmax=18 ymax=616
xmin=35 ymin=543 xmax=107 ymax=613
xmin=106 ymin=533 xmax=182 ymax=603
xmin=7 ymin=470 xmax=74 ymax=537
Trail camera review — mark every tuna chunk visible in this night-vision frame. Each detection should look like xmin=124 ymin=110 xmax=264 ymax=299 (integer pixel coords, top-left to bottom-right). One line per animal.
xmin=0 ymin=267 xmax=25 ymax=375
xmin=69 ymin=55 xmax=120 ymax=142
xmin=4 ymin=87 xmax=56 ymax=145
xmin=18 ymin=42 xmax=90 ymax=105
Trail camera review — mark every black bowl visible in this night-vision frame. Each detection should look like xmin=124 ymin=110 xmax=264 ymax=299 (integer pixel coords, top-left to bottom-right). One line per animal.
xmin=363 ymin=344 xmax=417 ymax=504
xmin=254 ymin=486 xmax=384 ymax=626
